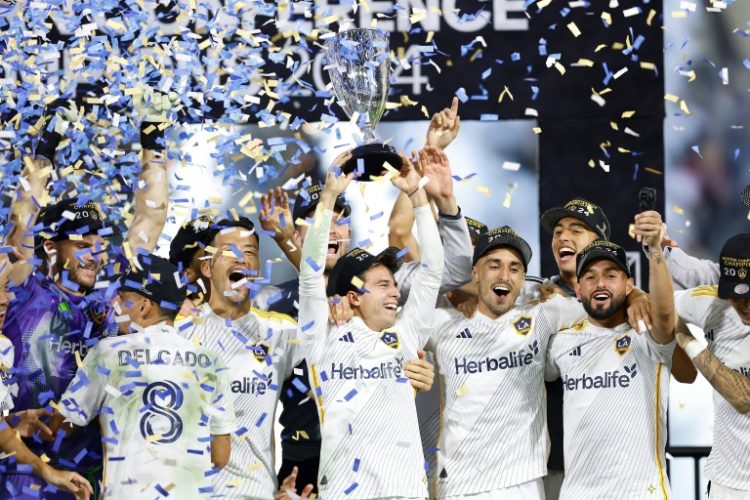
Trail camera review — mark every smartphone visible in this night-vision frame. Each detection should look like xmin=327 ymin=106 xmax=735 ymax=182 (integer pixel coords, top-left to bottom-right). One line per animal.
xmin=638 ymin=187 xmax=657 ymax=213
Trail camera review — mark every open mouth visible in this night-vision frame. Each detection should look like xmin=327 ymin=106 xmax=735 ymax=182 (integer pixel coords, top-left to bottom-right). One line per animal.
xmin=384 ymin=303 xmax=398 ymax=312
xmin=592 ymin=290 xmax=611 ymax=303
xmin=327 ymin=241 xmax=340 ymax=255
xmin=492 ymin=284 xmax=511 ymax=298
xmin=557 ymin=247 xmax=576 ymax=261
xmin=229 ymin=270 xmax=247 ymax=283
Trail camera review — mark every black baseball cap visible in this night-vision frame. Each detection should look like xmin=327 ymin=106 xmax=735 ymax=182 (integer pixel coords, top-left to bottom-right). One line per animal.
xmin=120 ymin=253 xmax=186 ymax=309
xmin=472 ymin=226 xmax=532 ymax=270
xmin=576 ymin=240 xmax=631 ymax=279
xmin=169 ymin=215 xmax=214 ymax=268
xmin=204 ymin=217 xmax=258 ymax=247
xmin=465 ymin=217 xmax=488 ymax=244
xmin=326 ymin=246 xmax=403 ymax=297
xmin=540 ymin=198 xmax=610 ymax=240
xmin=38 ymin=199 xmax=107 ymax=240
xmin=292 ymin=183 xmax=351 ymax=223
xmin=718 ymin=233 xmax=750 ymax=299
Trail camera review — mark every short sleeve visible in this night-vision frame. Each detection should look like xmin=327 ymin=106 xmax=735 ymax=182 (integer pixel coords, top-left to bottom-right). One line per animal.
xmin=545 ymin=334 xmax=561 ymax=382
xmin=57 ymin=344 xmax=107 ymax=427
xmin=539 ymin=294 xmax=586 ymax=331
xmin=674 ymin=287 xmax=717 ymax=330
xmin=209 ymin=356 xmax=236 ymax=436
xmin=638 ymin=331 xmax=676 ymax=365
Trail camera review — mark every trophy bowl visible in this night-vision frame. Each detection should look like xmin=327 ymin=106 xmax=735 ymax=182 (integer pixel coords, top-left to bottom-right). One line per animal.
xmin=325 ymin=28 xmax=402 ymax=180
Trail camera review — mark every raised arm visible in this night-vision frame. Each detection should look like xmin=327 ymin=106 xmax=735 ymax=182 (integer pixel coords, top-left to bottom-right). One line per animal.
xmin=298 ymin=153 xmax=354 ymax=359
xmin=396 ymin=149 xmax=444 ymax=333
xmin=665 ymin=246 xmax=720 ymax=290
xmin=6 ymin=104 xmax=78 ymax=284
xmin=259 ymin=185 xmax=301 ymax=271
xmin=634 ymin=210 xmax=676 ymax=344
xmin=125 ymin=89 xmax=178 ymax=253
xmin=675 ymin=319 xmax=750 ymax=414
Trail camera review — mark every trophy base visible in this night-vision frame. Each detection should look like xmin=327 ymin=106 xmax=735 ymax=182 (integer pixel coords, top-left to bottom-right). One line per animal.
xmin=342 ymin=143 xmax=403 ymax=181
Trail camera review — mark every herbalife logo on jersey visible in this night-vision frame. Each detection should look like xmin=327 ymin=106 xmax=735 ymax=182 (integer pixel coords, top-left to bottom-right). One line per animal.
xmin=736 ymin=366 xmax=750 ymax=377
xmin=327 ymin=360 xmax=403 ymax=380
xmin=563 ymin=363 xmax=638 ymax=391
xmin=454 ymin=340 xmax=539 ymax=374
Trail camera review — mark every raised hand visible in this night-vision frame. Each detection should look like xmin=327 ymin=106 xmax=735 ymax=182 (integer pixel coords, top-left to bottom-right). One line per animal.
xmin=322 ymin=151 xmax=355 ymax=198
xmin=634 ymin=210 xmax=664 ymax=249
xmin=416 ymin=146 xmax=453 ymax=201
xmin=426 ymin=97 xmax=461 ymax=150
xmin=260 ymin=187 xmax=294 ymax=242
xmin=390 ymin=153 xmax=421 ymax=195
xmin=403 ymin=350 xmax=435 ymax=392
xmin=133 ymin=85 xmax=180 ymax=123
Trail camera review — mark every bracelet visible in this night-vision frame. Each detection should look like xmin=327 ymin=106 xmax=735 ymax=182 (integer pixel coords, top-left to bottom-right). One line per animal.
xmin=407 ymin=187 xmax=420 ymax=198
xmin=683 ymin=339 xmax=707 ymax=360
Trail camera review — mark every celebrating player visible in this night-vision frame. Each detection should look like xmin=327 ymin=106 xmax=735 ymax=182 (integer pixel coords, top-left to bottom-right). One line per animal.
xmin=673 ymin=232 xmax=750 ymax=499
xmin=298 ymin=149 xmax=443 ymax=498
xmin=545 ymin=210 xmax=677 ymax=499
xmin=2 ymin=92 xmax=174 ymax=496
xmin=51 ymin=254 xmax=235 ymax=498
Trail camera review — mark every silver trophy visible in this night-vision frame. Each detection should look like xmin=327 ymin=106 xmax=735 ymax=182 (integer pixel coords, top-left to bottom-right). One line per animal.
xmin=325 ymin=28 xmax=402 ymax=180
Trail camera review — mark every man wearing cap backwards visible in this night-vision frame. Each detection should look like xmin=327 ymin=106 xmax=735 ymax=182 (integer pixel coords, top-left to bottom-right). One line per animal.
xmin=177 ymin=214 xmax=307 ymax=499
xmin=672 ymin=232 xmax=750 ymax=499
xmin=298 ymin=148 xmax=443 ymax=499
xmin=0 ymin=254 xmax=93 ymax=499
xmin=48 ymin=254 xmax=235 ymax=498
xmin=537 ymin=197 xmax=696 ymax=499
xmin=545 ymin=210 xmax=678 ymax=499
xmin=419 ymin=225 xmax=588 ymax=500
xmin=2 ymin=92 xmax=175 ymax=496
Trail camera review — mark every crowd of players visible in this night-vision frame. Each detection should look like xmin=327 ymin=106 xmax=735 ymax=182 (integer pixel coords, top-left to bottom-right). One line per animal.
xmin=0 ymin=93 xmax=747 ymax=500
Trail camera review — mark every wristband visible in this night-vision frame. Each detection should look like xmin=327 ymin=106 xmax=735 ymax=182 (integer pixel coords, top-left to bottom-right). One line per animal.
xmin=407 ymin=186 xmax=420 ymax=198
xmin=140 ymin=121 xmax=166 ymax=150
xmin=683 ymin=339 xmax=707 ymax=360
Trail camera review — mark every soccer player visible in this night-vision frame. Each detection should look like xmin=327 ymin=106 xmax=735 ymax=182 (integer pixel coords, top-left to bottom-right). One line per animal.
xmin=545 ymin=210 xmax=677 ymax=499
xmin=298 ymin=149 xmax=443 ymax=499
xmin=673 ymin=233 xmax=750 ymax=499
xmin=180 ymin=216 xmax=302 ymax=499
xmin=0 ymin=253 xmax=92 ymax=499
xmin=419 ymin=225 xmax=586 ymax=499
xmin=538 ymin=198 xmax=696 ymax=498
xmin=2 ymin=93 xmax=174 ymax=495
xmin=52 ymin=254 xmax=235 ymax=498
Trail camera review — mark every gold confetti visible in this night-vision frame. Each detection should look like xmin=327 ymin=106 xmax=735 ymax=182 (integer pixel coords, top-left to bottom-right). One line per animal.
xmin=567 ymin=22 xmax=581 ymax=37
xmin=672 ymin=206 xmax=684 ymax=215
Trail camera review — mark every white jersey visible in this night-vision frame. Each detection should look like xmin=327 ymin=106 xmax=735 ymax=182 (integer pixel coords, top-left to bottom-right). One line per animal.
xmin=181 ymin=304 xmax=299 ymax=499
xmin=546 ymin=321 xmax=675 ymax=500
xmin=298 ymin=205 xmax=443 ymax=499
xmin=0 ymin=334 xmax=15 ymax=413
xmin=675 ymin=286 xmax=750 ymax=490
xmin=425 ymin=295 xmax=585 ymax=497
xmin=57 ymin=324 xmax=236 ymax=499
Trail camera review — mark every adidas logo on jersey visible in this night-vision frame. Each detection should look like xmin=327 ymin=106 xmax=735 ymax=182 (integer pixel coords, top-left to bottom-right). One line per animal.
xmin=569 ymin=346 xmax=582 ymax=356
xmin=338 ymin=332 xmax=354 ymax=343
xmin=563 ymin=363 xmax=638 ymax=391
xmin=454 ymin=340 xmax=539 ymax=374
xmin=455 ymin=328 xmax=473 ymax=339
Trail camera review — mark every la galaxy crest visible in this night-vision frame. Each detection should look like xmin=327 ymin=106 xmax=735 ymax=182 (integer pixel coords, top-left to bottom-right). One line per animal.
xmin=251 ymin=342 xmax=270 ymax=363
xmin=380 ymin=331 xmax=400 ymax=350
xmin=513 ymin=316 xmax=532 ymax=336
xmin=86 ymin=302 xmax=108 ymax=325
xmin=615 ymin=335 xmax=631 ymax=356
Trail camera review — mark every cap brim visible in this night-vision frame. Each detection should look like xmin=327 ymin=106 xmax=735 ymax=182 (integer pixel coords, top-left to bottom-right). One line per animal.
xmin=718 ymin=278 xmax=750 ymax=300
xmin=540 ymin=207 xmax=585 ymax=234
xmin=577 ymin=251 xmax=631 ymax=278
xmin=473 ymin=236 xmax=532 ymax=268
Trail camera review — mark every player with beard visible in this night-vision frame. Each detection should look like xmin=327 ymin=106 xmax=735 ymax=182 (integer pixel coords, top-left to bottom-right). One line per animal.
xmin=545 ymin=210 xmax=677 ymax=499
xmin=0 ymin=254 xmax=93 ymax=499
xmin=1 ymin=92 xmax=174 ymax=497
xmin=537 ymin=198 xmax=696 ymax=499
